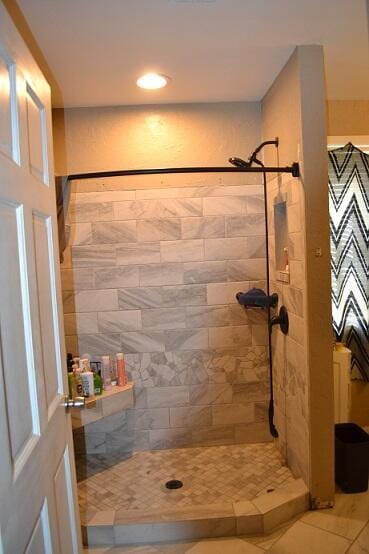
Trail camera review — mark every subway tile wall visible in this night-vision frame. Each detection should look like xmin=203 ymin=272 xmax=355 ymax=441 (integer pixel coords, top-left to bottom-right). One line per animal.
xmin=63 ymin=180 xmax=272 ymax=453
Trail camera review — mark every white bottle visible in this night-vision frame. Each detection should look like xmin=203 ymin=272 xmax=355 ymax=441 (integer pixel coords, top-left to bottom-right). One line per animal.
xmin=81 ymin=371 xmax=94 ymax=398
xmin=80 ymin=358 xmax=95 ymax=398
xmin=101 ymin=355 xmax=112 ymax=391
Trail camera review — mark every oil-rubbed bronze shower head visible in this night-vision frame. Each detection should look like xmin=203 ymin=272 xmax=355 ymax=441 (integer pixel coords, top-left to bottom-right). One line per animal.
xmin=229 ymin=138 xmax=279 ymax=170
xmin=228 ymin=156 xmax=251 ymax=168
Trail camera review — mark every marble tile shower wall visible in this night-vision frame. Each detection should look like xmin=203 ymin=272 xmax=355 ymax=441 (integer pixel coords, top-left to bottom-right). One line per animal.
xmin=267 ymin=174 xmax=309 ymax=483
xmin=62 ymin=181 xmax=272 ymax=452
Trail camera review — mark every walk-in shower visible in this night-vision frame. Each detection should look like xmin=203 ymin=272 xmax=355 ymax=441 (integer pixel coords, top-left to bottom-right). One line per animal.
xmin=62 ymin=140 xmax=303 ymax=545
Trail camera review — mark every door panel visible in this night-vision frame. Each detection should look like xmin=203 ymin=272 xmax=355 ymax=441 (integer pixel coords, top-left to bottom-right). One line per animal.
xmin=33 ymin=211 xmax=64 ymax=417
xmin=0 ymin=200 xmax=39 ymax=465
xmin=0 ymin=46 xmax=19 ymax=164
xmin=0 ymin=3 xmax=82 ymax=552
xmin=26 ymin=82 xmax=48 ymax=185
xmin=0 ymin=54 xmax=12 ymax=158
xmin=54 ymin=446 xmax=80 ymax=554
xmin=25 ymin=501 xmax=52 ymax=554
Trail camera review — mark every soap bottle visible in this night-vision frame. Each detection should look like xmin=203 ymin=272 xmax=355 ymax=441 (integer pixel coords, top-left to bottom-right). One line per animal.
xmin=68 ymin=370 xmax=76 ymax=399
xmin=93 ymin=370 xmax=103 ymax=395
xmin=80 ymin=358 xmax=95 ymax=398
xmin=110 ymin=358 xmax=118 ymax=387
xmin=116 ymin=353 xmax=128 ymax=387
xmin=73 ymin=364 xmax=83 ymax=397
xmin=101 ymin=355 xmax=112 ymax=391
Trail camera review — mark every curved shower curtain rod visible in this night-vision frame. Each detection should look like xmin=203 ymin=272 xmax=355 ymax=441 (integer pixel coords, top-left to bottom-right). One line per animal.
xmin=67 ymin=162 xmax=300 ymax=181
xmin=66 ymin=139 xmax=300 ymax=181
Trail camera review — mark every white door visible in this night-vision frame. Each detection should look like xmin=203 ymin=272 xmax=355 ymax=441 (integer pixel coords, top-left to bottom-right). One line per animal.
xmin=0 ymin=4 xmax=82 ymax=553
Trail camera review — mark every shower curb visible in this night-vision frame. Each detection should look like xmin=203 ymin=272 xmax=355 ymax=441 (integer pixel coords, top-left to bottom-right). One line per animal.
xmin=82 ymin=478 xmax=309 ymax=546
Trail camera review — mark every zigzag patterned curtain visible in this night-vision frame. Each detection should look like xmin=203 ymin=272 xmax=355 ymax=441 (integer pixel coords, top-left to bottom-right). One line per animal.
xmin=328 ymin=143 xmax=369 ymax=381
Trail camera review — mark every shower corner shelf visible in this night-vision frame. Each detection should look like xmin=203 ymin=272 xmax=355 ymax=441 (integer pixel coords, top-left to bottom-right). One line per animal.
xmin=276 ymin=270 xmax=290 ymax=284
xmin=71 ymin=382 xmax=134 ymax=429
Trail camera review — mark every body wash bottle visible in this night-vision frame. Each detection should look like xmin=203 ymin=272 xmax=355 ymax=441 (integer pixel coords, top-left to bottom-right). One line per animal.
xmin=93 ymin=370 xmax=103 ymax=395
xmin=73 ymin=364 xmax=83 ymax=397
xmin=67 ymin=369 xmax=76 ymax=399
xmin=101 ymin=355 xmax=112 ymax=391
xmin=110 ymin=358 xmax=117 ymax=387
xmin=80 ymin=358 xmax=95 ymax=398
xmin=116 ymin=353 xmax=128 ymax=387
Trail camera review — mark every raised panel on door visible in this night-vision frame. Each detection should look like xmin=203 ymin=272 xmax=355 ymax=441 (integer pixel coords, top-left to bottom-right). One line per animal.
xmin=54 ymin=446 xmax=79 ymax=554
xmin=25 ymin=500 xmax=53 ymax=554
xmin=26 ymin=82 xmax=49 ymax=185
xmin=0 ymin=47 xmax=19 ymax=164
xmin=0 ymin=200 xmax=40 ymax=471
xmin=33 ymin=211 xmax=64 ymax=418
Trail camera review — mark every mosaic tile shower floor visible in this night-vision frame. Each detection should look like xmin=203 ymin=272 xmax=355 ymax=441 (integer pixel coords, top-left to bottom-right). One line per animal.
xmin=77 ymin=442 xmax=294 ymax=517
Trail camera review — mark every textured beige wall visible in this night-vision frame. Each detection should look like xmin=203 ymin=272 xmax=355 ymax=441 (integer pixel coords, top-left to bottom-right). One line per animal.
xmin=327 ymin=100 xmax=369 ymax=136
xmin=262 ymin=46 xmax=335 ymax=507
xmin=52 ymin=102 xmax=261 ymax=177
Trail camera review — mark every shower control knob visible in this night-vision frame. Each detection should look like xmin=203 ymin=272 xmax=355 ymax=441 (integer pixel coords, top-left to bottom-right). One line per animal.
xmin=269 ymin=305 xmax=289 ymax=335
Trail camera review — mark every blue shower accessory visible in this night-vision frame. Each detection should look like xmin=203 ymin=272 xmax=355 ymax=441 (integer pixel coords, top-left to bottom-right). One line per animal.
xmin=235 ymin=288 xmax=278 ymax=309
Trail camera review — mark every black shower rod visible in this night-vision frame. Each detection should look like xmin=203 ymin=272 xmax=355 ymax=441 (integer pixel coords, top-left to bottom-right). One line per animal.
xmin=67 ymin=162 xmax=300 ymax=181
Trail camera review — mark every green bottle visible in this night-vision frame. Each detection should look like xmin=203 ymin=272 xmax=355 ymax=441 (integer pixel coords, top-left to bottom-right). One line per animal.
xmin=67 ymin=371 xmax=75 ymax=399
xmin=94 ymin=371 xmax=103 ymax=395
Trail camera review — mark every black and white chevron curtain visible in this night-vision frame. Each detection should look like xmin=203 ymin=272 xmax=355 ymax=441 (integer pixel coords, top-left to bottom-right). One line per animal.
xmin=328 ymin=143 xmax=369 ymax=381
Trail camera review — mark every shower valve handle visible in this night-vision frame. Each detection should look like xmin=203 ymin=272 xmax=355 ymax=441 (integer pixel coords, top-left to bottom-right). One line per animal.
xmin=269 ymin=305 xmax=289 ymax=335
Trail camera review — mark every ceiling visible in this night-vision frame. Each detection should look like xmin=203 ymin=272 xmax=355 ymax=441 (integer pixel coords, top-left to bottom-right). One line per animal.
xmin=16 ymin=0 xmax=369 ymax=108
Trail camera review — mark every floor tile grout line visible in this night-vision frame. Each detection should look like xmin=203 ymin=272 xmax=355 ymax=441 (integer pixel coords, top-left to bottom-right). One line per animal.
xmin=299 ymin=519 xmax=359 ymax=545
xmin=348 ymin=520 xmax=369 ymax=552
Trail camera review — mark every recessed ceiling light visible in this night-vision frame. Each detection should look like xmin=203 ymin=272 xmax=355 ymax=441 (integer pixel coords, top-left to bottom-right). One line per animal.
xmin=136 ymin=73 xmax=169 ymax=90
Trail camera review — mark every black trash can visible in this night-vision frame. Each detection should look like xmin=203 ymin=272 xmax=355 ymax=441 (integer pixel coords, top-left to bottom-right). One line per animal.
xmin=335 ymin=423 xmax=369 ymax=493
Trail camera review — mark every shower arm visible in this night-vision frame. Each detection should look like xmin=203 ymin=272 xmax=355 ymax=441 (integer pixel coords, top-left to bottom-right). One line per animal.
xmin=249 ymin=138 xmax=279 ymax=167
xmin=229 ymin=138 xmax=279 ymax=170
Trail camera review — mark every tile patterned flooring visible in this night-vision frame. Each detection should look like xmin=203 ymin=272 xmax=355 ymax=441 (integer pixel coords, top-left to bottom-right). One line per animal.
xmin=84 ymin=488 xmax=369 ymax=554
xmin=77 ymin=443 xmax=294 ymax=517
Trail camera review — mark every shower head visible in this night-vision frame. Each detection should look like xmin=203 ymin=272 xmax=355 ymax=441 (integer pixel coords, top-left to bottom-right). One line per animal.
xmin=229 ymin=139 xmax=279 ymax=170
xmin=228 ymin=157 xmax=251 ymax=168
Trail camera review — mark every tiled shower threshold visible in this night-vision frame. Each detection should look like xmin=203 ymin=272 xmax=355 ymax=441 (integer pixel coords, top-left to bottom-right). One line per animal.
xmin=77 ymin=442 xmax=309 ymax=546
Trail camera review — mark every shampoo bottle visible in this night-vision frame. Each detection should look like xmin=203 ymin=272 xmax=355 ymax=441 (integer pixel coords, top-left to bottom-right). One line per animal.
xmin=80 ymin=358 xmax=95 ymax=398
xmin=110 ymin=358 xmax=117 ymax=387
xmin=68 ymin=371 xmax=76 ymax=399
xmin=73 ymin=364 xmax=83 ymax=397
xmin=116 ymin=353 xmax=128 ymax=387
xmin=93 ymin=371 xmax=103 ymax=395
xmin=101 ymin=355 xmax=112 ymax=391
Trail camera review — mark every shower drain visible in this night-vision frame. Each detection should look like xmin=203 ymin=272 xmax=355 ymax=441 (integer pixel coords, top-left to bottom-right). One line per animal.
xmin=165 ymin=479 xmax=183 ymax=490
